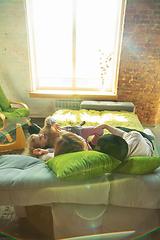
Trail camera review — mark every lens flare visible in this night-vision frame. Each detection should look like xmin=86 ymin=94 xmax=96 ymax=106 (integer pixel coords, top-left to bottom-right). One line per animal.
xmin=0 ymin=232 xmax=16 ymax=239
xmin=85 ymin=184 xmax=91 ymax=190
xmin=61 ymin=231 xmax=135 ymax=239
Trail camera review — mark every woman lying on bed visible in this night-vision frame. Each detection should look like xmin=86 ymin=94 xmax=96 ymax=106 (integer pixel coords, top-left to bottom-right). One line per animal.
xmin=28 ymin=116 xmax=103 ymax=159
xmin=53 ymin=124 xmax=155 ymax=162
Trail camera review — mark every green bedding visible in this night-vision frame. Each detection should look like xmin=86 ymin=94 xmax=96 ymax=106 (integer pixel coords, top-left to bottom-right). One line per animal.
xmin=52 ymin=109 xmax=144 ymax=135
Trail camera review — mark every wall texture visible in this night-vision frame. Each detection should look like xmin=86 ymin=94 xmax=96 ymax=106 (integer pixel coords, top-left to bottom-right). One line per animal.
xmin=0 ymin=0 xmax=56 ymax=118
xmin=118 ymin=0 xmax=160 ymax=125
xmin=0 ymin=0 xmax=160 ymax=125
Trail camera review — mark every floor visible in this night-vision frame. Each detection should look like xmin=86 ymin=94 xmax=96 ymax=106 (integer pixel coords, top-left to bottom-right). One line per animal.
xmin=0 ymin=118 xmax=160 ymax=240
xmin=0 ymin=205 xmax=54 ymax=240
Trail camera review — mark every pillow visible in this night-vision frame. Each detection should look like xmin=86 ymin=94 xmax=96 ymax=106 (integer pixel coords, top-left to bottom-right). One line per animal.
xmin=112 ymin=156 xmax=160 ymax=175
xmin=2 ymin=108 xmax=30 ymax=119
xmin=153 ymin=141 xmax=159 ymax=157
xmin=0 ymin=86 xmax=11 ymax=111
xmin=45 ymin=151 xmax=121 ymax=181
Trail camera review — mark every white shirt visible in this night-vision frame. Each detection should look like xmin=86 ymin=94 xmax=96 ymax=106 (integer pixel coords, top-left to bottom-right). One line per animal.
xmin=108 ymin=126 xmax=155 ymax=158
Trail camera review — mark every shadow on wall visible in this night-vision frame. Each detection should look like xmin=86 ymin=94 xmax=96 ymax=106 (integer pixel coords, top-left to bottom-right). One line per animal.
xmin=0 ymin=70 xmax=22 ymax=102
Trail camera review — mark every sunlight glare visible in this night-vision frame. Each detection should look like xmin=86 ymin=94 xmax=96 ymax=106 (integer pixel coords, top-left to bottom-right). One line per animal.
xmin=28 ymin=0 xmax=123 ymax=90
xmin=101 ymin=113 xmax=128 ymax=122
xmin=53 ymin=112 xmax=76 ymax=122
xmin=80 ymin=113 xmax=103 ymax=124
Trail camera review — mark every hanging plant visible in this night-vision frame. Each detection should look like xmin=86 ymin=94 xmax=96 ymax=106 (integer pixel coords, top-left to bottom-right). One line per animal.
xmin=99 ymin=50 xmax=113 ymax=89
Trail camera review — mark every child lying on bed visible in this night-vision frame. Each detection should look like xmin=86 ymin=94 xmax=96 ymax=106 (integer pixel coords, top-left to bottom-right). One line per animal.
xmin=28 ymin=116 xmax=103 ymax=159
xmin=53 ymin=123 xmax=155 ymax=161
xmin=93 ymin=124 xmax=155 ymax=159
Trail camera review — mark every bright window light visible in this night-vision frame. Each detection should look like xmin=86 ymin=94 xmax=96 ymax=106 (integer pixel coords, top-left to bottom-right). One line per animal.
xmin=25 ymin=0 xmax=126 ymax=96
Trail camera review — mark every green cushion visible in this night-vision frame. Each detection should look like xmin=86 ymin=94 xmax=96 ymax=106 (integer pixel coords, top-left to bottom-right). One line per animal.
xmin=112 ymin=156 xmax=160 ymax=175
xmin=153 ymin=141 xmax=159 ymax=157
xmin=0 ymin=86 xmax=11 ymax=111
xmin=46 ymin=151 xmax=121 ymax=181
xmin=2 ymin=108 xmax=30 ymax=119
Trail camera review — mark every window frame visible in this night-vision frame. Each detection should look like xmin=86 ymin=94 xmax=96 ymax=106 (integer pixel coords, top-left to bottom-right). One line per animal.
xmin=25 ymin=0 xmax=127 ymax=100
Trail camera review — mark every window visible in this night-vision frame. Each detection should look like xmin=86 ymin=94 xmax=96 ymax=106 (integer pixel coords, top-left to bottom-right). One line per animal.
xmin=26 ymin=0 xmax=126 ymax=99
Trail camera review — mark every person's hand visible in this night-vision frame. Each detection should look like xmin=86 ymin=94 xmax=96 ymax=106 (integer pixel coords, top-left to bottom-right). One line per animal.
xmin=94 ymin=133 xmax=101 ymax=141
xmin=53 ymin=122 xmax=61 ymax=132
xmin=94 ymin=124 xmax=109 ymax=130
xmin=33 ymin=148 xmax=49 ymax=155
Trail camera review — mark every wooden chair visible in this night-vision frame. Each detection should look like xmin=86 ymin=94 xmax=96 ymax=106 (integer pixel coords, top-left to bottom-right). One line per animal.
xmin=0 ymin=85 xmax=31 ymax=144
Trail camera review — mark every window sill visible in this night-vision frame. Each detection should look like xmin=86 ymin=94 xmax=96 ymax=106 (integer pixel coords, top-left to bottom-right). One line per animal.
xmin=29 ymin=90 xmax=118 ymax=100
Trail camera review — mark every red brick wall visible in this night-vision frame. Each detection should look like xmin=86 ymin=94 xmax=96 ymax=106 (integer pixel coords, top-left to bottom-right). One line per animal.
xmin=118 ymin=0 xmax=160 ymax=125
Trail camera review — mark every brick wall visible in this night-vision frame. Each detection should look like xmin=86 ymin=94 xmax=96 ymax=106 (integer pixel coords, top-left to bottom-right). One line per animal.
xmin=118 ymin=0 xmax=160 ymax=125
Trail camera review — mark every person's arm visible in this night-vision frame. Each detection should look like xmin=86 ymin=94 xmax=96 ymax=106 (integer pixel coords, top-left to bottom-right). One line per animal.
xmin=45 ymin=116 xmax=57 ymax=125
xmin=94 ymin=124 xmax=110 ymax=130
xmin=40 ymin=152 xmax=54 ymax=161
xmin=45 ymin=116 xmax=61 ymax=132
xmin=95 ymin=124 xmax=125 ymax=138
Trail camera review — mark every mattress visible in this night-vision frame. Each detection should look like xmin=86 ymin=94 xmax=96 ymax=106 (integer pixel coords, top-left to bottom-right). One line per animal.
xmin=109 ymin=168 xmax=160 ymax=209
xmin=0 ymin=155 xmax=110 ymax=206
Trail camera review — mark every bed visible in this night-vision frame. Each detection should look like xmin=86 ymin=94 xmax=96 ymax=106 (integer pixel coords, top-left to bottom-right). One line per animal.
xmin=0 ymin=102 xmax=160 ymax=240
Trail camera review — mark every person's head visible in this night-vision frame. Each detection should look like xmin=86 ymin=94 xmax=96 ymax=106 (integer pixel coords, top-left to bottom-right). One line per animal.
xmin=29 ymin=133 xmax=48 ymax=148
xmin=28 ymin=133 xmax=49 ymax=157
xmin=94 ymin=134 xmax=128 ymax=162
xmin=54 ymin=132 xmax=88 ymax=157
xmin=28 ymin=125 xmax=60 ymax=157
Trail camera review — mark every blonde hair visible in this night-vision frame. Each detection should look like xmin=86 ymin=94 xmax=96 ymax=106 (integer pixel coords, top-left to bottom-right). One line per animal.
xmin=28 ymin=125 xmax=60 ymax=157
xmin=54 ymin=132 xmax=87 ymax=157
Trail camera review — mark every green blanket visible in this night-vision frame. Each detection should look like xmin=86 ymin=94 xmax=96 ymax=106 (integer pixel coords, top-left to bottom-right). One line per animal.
xmin=52 ymin=109 xmax=144 ymax=134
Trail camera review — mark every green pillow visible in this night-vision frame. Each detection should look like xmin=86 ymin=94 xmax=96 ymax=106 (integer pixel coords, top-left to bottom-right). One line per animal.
xmin=153 ymin=141 xmax=159 ymax=157
xmin=112 ymin=156 xmax=160 ymax=175
xmin=0 ymin=86 xmax=11 ymax=111
xmin=46 ymin=151 xmax=121 ymax=181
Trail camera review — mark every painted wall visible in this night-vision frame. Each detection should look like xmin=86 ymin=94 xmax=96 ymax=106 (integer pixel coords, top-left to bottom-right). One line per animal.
xmin=0 ymin=0 xmax=160 ymax=124
xmin=0 ymin=0 xmax=56 ymax=118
